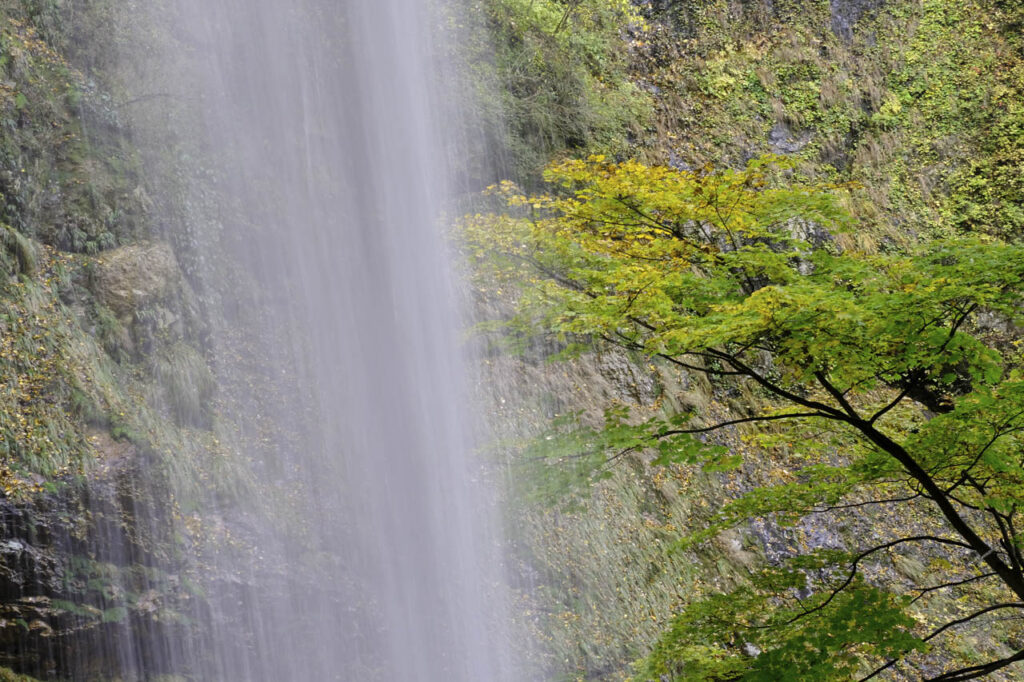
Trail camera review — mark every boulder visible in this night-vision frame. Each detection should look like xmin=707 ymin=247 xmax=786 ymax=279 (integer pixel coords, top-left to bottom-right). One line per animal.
xmin=92 ymin=242 xmax=181 ymax=318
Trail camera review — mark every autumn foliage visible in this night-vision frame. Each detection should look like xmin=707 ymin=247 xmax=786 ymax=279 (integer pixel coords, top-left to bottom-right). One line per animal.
xmin=464 ymin=156 xmax=1024 ymax=680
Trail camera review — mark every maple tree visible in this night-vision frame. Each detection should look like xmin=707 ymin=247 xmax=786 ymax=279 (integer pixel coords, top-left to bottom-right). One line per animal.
xmin=463 ymin=155 xmax=1024 ymax=680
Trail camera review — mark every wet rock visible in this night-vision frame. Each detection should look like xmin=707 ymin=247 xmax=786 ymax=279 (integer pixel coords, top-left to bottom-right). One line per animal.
xmin=93 ymin=242 xmax=182 ymax=318
xmin=597 ymin=351 xmax=659 ymax=404
xmin=830 ymin=0 xmax=885 ymax=40
xmin=0 ymin=460 xmax=194 ymax=678
xmin=742 ymin=641 xmax=762 ymax=657
xmin=977 ymin=310 xmax=1019 ymax=335
xmin=768 ymin=121 xmax=812 ymax=154
xmin=716 ymin=528 xmax=760 ymax=570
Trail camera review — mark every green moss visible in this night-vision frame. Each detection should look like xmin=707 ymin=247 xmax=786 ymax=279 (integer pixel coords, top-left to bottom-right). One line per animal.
xmin=0 ymin=666 xmax=42 ymax=682
xmin=0 ymin=0 xmax=250 ymax=513
xmin=460 ymin=0 xmax=654 ymax=184
xmin=149 ymin=342 xmax=215 ymax=429
xmin=0 ymin=3 xmax=342 ymax=675
xmin=633 ymin=0 xmax=1024 ymax=243
xmin=100 ymin=605 xmax=128 ymax=624
xmin=0 ymin=263 xmax=98 ymax=481
xmin=0 ymin=7 xmax=149 ymax=251
xmin=947 ymin=107 xmax=1024 ymax=238
xmin=0 ymin=223 xmax=34 ymax=274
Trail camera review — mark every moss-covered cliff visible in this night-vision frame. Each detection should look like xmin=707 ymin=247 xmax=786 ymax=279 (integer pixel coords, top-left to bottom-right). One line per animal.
xmin=1 ymin=0 xmax=1022 ymax=679
xmin=0 ymin=2 xmax=300 ymax=677
xmin=471 ymin=1 xmax=1024 ymax=680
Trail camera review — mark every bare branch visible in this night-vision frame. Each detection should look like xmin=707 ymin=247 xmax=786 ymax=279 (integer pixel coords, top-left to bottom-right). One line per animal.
xmin=861 ymin=603 xmax=1024 ymax=681
xmin=815 ymin=370 xmax=862 ymax=420
xmin=910 ymin=572 xmax=997 ymax=604
xmin=868 ymin=385 xmax=913 ymax=424
xmin=806 ymin=493 xmax=922 ymax=515
xmin=658 ymin=412 xmax=835 ymax=437
xmin=926 ymin=648 xmax=1024 ymax=682
xmin=924 ymin=602 xmax=1024 ymax=644
xmin=786 ymin=535 xmax=973 ymax=626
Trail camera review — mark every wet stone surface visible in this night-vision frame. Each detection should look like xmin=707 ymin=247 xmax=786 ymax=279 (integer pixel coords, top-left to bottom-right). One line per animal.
xmin=830 ymin=0 xmax=886 ymax=39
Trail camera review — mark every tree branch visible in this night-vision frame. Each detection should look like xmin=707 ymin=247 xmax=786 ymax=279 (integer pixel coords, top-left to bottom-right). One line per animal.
xmin=708 ymin=350 xmax=848 ymax=420
xmin=924 ymin=602 xmax=1024 ymax=644
xmin=815 ymin=370 xmax=862 ymax=420
xmin=910 ymin=572 xmax=997 ymax=604
xmin=861 ymin=603 xmax=1024 ymax=681
xmin=868 ymin=384 xmax=913 ymax=424
xmin=658 ymin=412 xmax=835 ymax=437
xmin=850 ymin=419 xmax=1024 ymax=600
xmin=926 ymin=648 xmax=1024 ymax=682
xmin=785 ymin=535 xmax=973 ymax=626
xmin=806 ymin=493 xmax=922 ymax=515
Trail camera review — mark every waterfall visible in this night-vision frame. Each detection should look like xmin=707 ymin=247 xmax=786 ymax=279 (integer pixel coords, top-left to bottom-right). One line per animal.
xmin=151 ymin=0 xmax=519 ymax=678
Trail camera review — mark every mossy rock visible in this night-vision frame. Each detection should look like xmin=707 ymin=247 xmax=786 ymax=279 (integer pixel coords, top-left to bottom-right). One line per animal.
xmin=149 ymin=342 xmax=215 ymax=429
xmin=92 ymin=241 xmax=180 ymax=318
xmin=0 ymin=223 xmax=35 ymax=276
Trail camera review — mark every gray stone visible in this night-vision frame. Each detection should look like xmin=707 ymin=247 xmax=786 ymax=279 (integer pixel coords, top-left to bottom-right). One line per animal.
xmin=93 ymin=242 xmax=182 ymax=318
xmin=830 ymin=0 xmax=885 ymax=40
xmin=768 ymin=122 xmax=812 ymax=154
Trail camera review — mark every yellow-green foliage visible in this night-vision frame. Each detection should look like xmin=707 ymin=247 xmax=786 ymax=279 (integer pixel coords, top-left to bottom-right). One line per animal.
xmin=0 ymin=248 xmax=107 ymax=487
xmin=471 ymin=0 xmax=1024 ymax=677
xmin=472 ymin=155 xmax=1024 ymax=678
xmin=634 ymin=0 xmax=1024 ymax=242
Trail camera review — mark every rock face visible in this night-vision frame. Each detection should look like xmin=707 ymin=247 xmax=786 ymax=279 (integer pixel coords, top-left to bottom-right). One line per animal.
xmin=0 ymin=457 xmax=192 ymax=680
xmin=830 ymin=0 xmax=885 ymax=39
xmin=92 ymin=243 xmax=181 ymax=319
xmin=768 ymin=122 xmax=812 ymax=155
xmin=90 ymin=241 xmax=202 ymax=358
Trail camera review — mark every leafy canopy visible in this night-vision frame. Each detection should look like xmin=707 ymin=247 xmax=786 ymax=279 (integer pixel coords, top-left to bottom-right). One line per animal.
xmin=463 ymin=155 xmax=1024 ymax=680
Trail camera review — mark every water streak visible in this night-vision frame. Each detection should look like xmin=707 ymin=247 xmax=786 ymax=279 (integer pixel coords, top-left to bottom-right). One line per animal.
xmin=166 ymin=0 xmax=517 ymax=678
